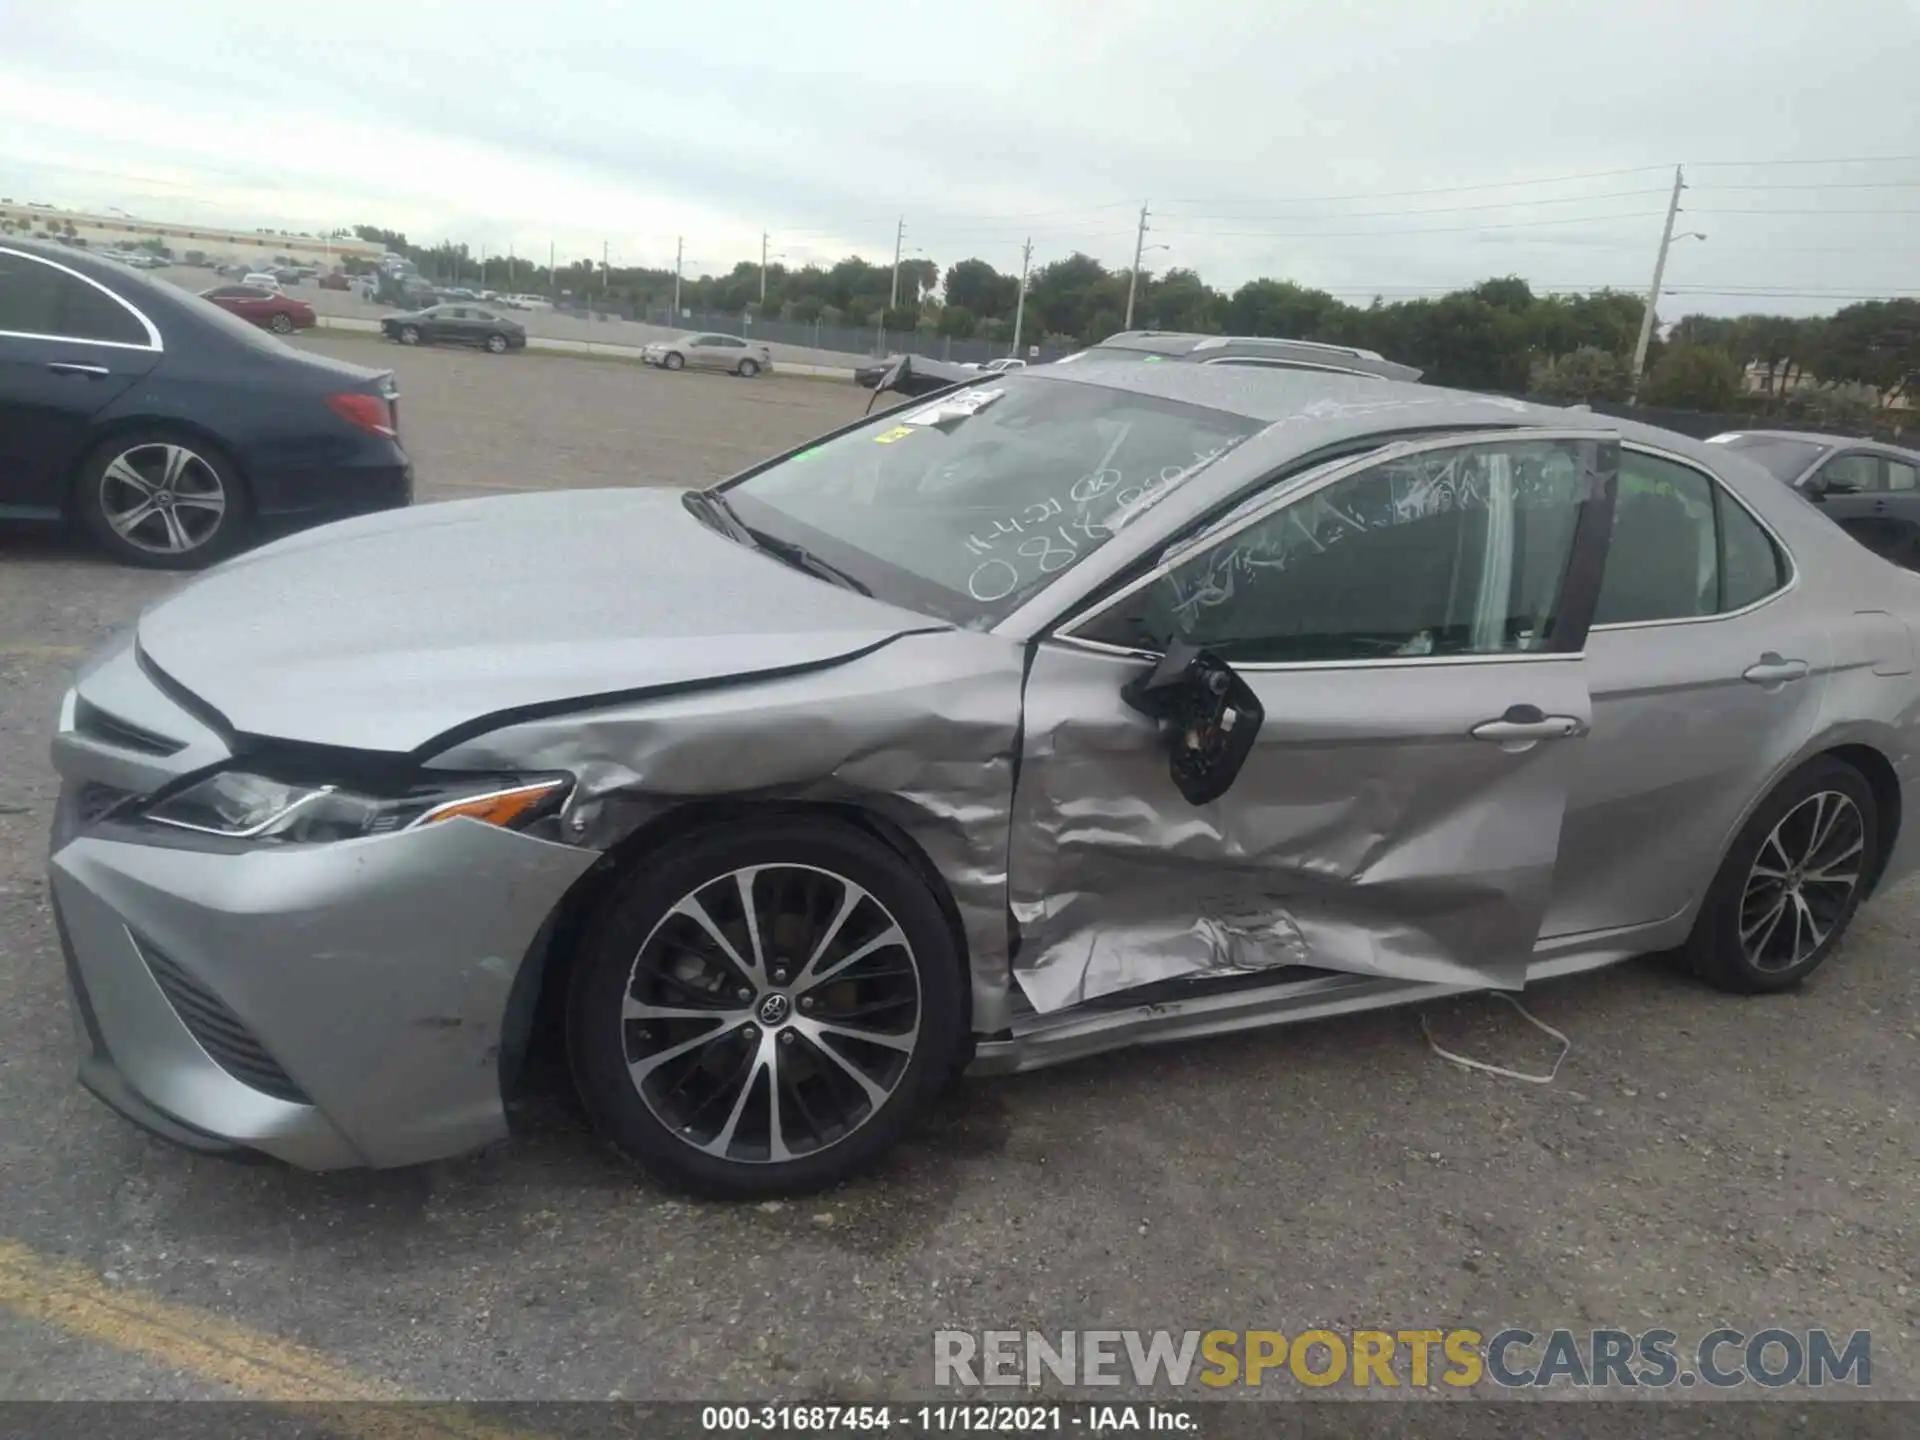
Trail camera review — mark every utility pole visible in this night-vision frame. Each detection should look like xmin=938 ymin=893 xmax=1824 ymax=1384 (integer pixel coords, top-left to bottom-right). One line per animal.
xmin=1123 ymin=201 xmax=1149 ymax=330
xmin=602 ymin=239 xmax=609 ymax=298
xmin=548 ymin=239 xmax=555 ymax=301
xmin=1011 ymin=237 xmax=1033 ymax=359
xmin=888 ymin=216 xmax=905 ymax=311
xmin=1630 ymin=165 xmax=1686 ymax=401
xmin=673 ymin=235 xmax=684 ymax=321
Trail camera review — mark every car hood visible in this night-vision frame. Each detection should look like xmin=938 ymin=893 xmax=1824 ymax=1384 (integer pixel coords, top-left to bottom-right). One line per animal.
xmin=134 ymin=488 xmax=948 ymax=754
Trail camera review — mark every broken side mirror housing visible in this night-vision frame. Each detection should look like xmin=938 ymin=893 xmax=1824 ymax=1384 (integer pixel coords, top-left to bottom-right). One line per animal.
xmin=1120 ymin=640 xmax=1265 ymax=806
xmin=865 ymin=354 xmax=912 ymax=414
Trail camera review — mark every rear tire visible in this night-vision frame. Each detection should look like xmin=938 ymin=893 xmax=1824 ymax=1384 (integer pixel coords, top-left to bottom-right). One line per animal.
xmin=485 ymin=333 xmax=508 ymax=354
xmin=75 ymin=430 xmax=248 ymax=571
xmin=566 ymin=816 xmax=965 ymax=1197
xmin=737 ymin=359 xmax=760 ymax=378
xmin=1683 ymin=757 xmax=1878 ymax=993
xmin=268 ymin=312 xmax=294 ymax=334
xmin=663 ymin=352 xmax=685 ymax=371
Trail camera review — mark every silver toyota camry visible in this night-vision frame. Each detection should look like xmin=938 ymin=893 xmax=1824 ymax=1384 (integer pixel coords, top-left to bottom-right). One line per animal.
xmin=49 ymin=364 xmax=1920 ymax=1195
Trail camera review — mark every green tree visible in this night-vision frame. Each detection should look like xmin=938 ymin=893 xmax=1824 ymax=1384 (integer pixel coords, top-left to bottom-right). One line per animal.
xmin=937 ymin=303 xmax=978 ymax=338
xmin=1529 ymin=346 xmax=1629 ymax=403
xmin=1810 ymin=299 xmax=1920 ymax=407
xmin=943 ymin=258 xmax=1018 ymax=319
xmin=1641 ymin=342 xmax=1742 ymax=410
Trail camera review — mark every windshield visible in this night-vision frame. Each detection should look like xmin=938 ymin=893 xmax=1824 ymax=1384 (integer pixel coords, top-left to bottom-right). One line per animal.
xmin=1720 ymin=435 xmax=1827 ymax=482
xmin=724 ymin=374 xmax=1263 ymax=627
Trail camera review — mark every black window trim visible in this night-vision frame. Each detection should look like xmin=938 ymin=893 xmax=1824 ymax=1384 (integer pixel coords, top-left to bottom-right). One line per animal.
xmin=0 ymin=245 xmax=163 ymax=352
xmin=1051 ymin=427 xmax=1618 ymax=671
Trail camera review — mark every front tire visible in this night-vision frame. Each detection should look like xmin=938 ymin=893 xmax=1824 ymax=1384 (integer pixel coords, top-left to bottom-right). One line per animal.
xmin=663 ymin=351 xmax=685 ymax=371
xmin=566 ymin=817 xmax=965 ymax=1197
xmin=399 ymin=325 xmax=421 ymax=345
xmin=75 ymin=431 xmax=247 ymax=570
xmin=1684 ymin=757 xmax=1878 ymax=993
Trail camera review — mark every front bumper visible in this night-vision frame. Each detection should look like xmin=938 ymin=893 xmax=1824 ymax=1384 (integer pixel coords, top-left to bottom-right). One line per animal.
xmin=48 ymin=640 xmax=597 ymax=1169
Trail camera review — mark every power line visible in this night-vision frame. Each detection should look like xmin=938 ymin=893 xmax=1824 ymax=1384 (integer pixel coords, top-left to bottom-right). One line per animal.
xmin=1157 ymin=164 xmax=1672 ymax=206
xmin=1159 ymin=188 xmax=1671 ymax=222
xmin=1686 ymin=207 xmax=1920 ymax=215
xmin=1688 ymin=153 xmax=1920 ymax=168
xmin=1152 ymin=210 xmax=1668 ymax=239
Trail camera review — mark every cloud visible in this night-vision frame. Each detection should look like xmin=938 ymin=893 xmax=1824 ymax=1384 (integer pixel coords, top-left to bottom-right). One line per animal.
xmin=4 ymin=0 xmax=1918 ymax=314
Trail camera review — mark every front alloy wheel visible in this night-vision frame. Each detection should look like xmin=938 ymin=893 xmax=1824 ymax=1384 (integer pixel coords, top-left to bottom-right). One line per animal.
xmin=568 ymin=819 xmax=963 ymax=1195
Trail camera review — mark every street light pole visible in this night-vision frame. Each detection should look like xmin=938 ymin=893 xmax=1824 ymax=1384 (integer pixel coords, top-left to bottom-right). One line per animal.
xmin=673 ymin=235 xmax=684 ymax=321
xmin=760 ymin=230 xmax=769 ymax=304
xmin=1630 ymin=165 xmax=1686 ymax=401
xmin=1123 ymin=201 xmax=1149 ymax=329
xmin=889 ymin=216 xmax=905 ymax=311
xmin=1011 ymin=237 xmax=1033 ymax=359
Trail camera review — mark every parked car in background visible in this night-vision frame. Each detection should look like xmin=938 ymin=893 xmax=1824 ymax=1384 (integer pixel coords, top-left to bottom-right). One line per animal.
xmin=318 ymin=272 xmax=350 ymax=291
xmin=960 ymin=357 xmax=1028 ymax=374
xmin=0 ymin=238 xmax=410 ymax=568
xmin=641 ymin=332 xmax=772 ymax=376
xmin=241 ymin=271 xmax=282 ymax=290
xmin=200 ymin=284 xmax=317 ymax=335
xmin=1708 ymin=430 xmax=1920 ymax=570
xmin=1060 ymin=330 xmax=1424 ymax=382
xmin=273 ymin=269 xmax=303 ymax=286
xmin=43 ymin=360 xmax=1920 ymax=1195
xmin=380 ymin=303 xmax=527 ymax=354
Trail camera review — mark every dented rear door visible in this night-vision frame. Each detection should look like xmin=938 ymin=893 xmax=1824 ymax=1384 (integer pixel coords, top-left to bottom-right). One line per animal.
xmin=1007 ymin=431 xmax=1619 ymax=1013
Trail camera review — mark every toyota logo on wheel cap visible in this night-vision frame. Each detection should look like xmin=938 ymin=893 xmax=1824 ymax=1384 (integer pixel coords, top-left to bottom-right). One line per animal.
xmin=756 ymin=993 xmax=792 ymax=1026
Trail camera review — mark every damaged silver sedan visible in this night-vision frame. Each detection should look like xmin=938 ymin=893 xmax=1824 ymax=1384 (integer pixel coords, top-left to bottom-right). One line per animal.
xmin=48 ymin=363 xmax=1920 ymax=1194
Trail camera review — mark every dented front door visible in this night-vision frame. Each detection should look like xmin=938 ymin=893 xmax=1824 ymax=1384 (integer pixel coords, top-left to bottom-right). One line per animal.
xmin=1006 ymin=432 xmax=1619 ymax=1014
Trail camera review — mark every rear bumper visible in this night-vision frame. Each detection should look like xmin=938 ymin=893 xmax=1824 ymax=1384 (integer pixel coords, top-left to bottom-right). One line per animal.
xmin=248 ymin=446 xmax=413 ymax=521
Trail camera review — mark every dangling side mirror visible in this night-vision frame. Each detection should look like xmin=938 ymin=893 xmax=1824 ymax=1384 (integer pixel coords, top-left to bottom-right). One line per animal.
xmin=1120 ymin=640 xmax=1265 ymax=806
xmin=865 ymin=354 xmax=912 ymax=414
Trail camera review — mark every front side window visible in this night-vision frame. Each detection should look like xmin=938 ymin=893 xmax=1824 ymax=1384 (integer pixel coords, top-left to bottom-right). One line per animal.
xmin=1819 ymin=453 xmax=1883 ymax=493
xmin=1073 ymin=437 xmax=1601 ymax=663
xmin=0 ymin=252 xmax=149 ymax=345
xmin=725 ymin=374 xmax=1262 ymax=628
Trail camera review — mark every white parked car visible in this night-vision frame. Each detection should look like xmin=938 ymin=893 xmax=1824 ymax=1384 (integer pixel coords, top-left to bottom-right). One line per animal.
xmin=960 ymin=357 xmax=1028 ymax=373
xmin=241 ymin=272 xmax=282 ymax=291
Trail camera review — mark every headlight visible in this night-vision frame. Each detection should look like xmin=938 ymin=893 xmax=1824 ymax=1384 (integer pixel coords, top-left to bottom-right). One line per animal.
xmin=138 ymin=770 xmax=569 ymax=844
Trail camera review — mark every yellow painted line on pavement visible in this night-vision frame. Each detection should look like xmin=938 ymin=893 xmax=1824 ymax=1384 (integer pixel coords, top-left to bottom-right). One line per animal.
xmin=0 ymin=1240 xmax=540 ymax=1439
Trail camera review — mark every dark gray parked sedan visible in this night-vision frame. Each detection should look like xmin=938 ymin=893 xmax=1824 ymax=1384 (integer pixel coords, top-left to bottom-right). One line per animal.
xmin=49 ymin=364 xmax=1920 ymax=1196
xmin=1709 ymin=429 xmax=1920 ymax=569
xmin=380 ymin=303 xmax=527 ymax=354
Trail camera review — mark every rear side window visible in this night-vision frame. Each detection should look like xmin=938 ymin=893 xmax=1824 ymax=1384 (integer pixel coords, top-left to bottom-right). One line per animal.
xmin=1594 ymin=452 xmax=1786 ymax=624
xmin=0 ymin=252 xmax=150 ymax=346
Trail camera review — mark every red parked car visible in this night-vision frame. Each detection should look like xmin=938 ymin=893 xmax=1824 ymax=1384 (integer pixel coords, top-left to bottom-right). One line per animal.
xmin=318 ymin=272 xmax=350 ymax=291
xmin=198 ymin=284 xmax=317 ymax=335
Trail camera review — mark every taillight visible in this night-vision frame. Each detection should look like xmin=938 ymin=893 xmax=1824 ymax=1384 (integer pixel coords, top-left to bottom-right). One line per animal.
xmin=325 ymin=392 xmax=395 ymax=438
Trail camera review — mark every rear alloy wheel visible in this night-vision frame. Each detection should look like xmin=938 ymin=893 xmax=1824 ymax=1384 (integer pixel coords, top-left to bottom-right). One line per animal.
xmin=485 ymin=333 xmax=508 ymax=354
xmin=567 ymin=818 xmax=964 ymax=1196
xmin=1685 ymin=757 xmax=1878 ymax=992
xmin=76 ymin=434 xmax=245 ymax=570
xmin=737 ymin=359 xmax=760 ymax=378
xmin=663 ymin=351 xmax=685 ymax=371
xmin=268 ymin=312 xmax=295 ymax=334
xmin=399 ymin=325 xmax=421 ymax=345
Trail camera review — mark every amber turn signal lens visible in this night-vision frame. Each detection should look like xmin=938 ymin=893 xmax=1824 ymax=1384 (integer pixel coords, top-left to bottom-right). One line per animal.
xmin=416 ymin=781 xmax=565 ymax=829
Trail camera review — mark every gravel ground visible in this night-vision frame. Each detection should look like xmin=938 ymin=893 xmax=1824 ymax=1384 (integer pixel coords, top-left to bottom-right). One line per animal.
xmin=0 ymin=338 xmax=1915 ymax=1407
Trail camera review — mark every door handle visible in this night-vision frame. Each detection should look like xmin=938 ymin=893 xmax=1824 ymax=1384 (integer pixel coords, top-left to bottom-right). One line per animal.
xmin=1470 ymin=704 xmax=1584 ymax=745
xmin=1873 ymin=499 xmax=1890 ymax=514
xmin=1743 ymin=653 xmax=1809 ymax=686
xmin=47 ymin=361 xmax=110 ymax=377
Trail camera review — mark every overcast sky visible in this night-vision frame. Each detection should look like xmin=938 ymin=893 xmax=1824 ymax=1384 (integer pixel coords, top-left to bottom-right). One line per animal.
xmin=4 ymin=0 xmax=1918 ymax=316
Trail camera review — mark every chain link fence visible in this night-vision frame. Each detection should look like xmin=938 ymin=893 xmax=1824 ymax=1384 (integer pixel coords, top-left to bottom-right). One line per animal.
xmin=550 ymin=302 xmax=1071 ymax=367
